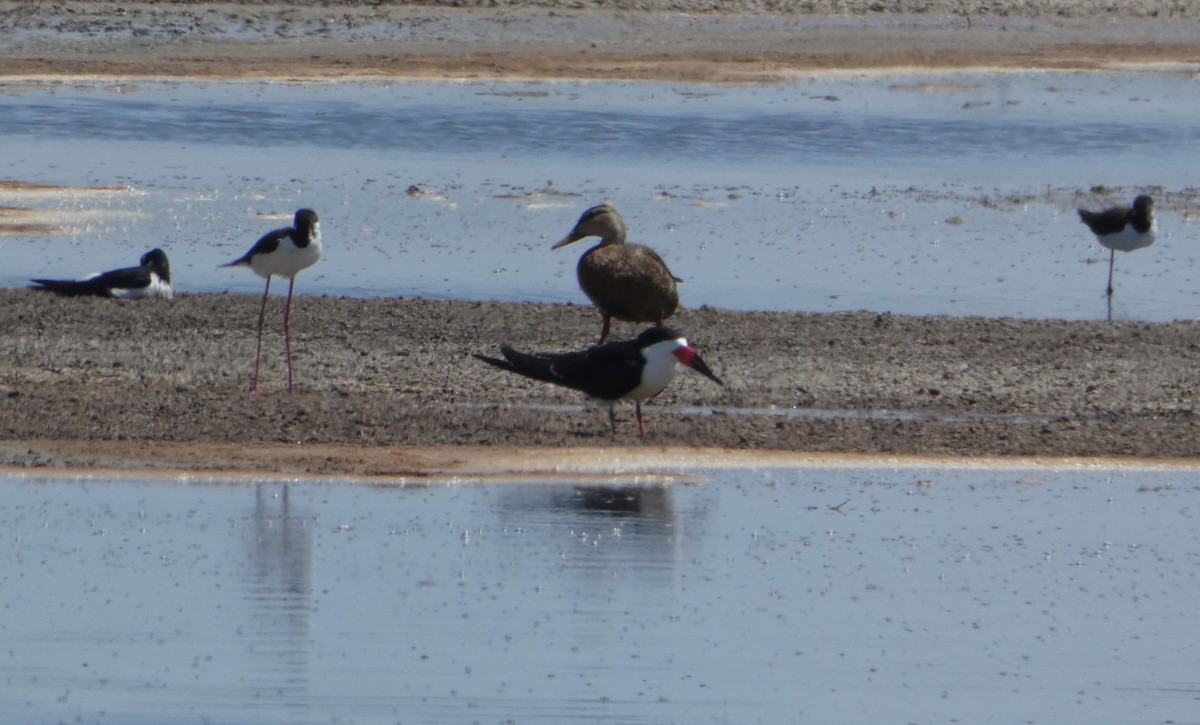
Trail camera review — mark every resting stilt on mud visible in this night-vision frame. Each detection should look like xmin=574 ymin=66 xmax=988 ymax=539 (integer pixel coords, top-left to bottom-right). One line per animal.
xmin=31 ymin=248 xmax=173 ymax=300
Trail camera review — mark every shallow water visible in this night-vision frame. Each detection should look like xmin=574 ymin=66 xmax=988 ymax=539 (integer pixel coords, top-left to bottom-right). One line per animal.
xmin=1 ymin=72 xmax=1198 ymax=320
xmin=3 ymin=466 xmax=1199 ymax=723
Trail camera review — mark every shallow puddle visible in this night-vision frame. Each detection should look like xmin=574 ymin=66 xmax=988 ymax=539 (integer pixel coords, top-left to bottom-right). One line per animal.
xmin=2 ymin=466 xmax=1198 ymax=723
xmin=1 ymin=72 xmax=1198 ymax=320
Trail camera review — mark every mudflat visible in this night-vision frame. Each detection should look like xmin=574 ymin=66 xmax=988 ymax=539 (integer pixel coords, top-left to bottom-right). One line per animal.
xmin=1 ymin=0 xmax=1198 ymax=83
xmin=1 ymin=291 xmax=1196 ymax=475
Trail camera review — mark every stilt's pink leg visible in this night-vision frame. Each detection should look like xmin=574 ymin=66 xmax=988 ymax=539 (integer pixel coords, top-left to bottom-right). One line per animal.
xmin=252 ymin=276 xmax=272 ymax=395
xmin=636 ymin=402 xmax=645 ymax=438
xmin=284 ymin=277 xmax=297 ymax=395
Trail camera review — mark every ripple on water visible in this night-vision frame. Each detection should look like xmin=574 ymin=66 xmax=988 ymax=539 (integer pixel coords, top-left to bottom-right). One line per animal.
xmin=0 ymin=466 xmax=1198 ymax=722
xmin=0 ymin=74 xmax=1195 ymax=321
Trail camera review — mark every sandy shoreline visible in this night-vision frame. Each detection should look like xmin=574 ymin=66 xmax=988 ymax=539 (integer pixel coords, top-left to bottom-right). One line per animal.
xmin=2 ymin=1 xmax=1200 ymax=83
xmin=1 ymin=291 xmax=1198 ymax=475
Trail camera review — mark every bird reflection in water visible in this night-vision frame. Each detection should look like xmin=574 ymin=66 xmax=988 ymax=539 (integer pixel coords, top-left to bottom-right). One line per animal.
xmin=244 ymin=484 xmax=315 ymax=705
xmin=564 ymin=485 xmax=682 ymax=569
xmin=573 ymin=486 xmax=670 ymax=517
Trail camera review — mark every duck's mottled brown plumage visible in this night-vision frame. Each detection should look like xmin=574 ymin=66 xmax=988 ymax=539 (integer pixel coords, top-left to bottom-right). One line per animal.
xmin=552 ymin=204 xmax=680 ymax=344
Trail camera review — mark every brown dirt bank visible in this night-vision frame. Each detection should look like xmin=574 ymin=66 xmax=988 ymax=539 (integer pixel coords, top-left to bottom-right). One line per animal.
xmin=2 ymin=2 xmax=1199 ymax=82
xmin=1 ymin=290 xmax=1198 ymax=474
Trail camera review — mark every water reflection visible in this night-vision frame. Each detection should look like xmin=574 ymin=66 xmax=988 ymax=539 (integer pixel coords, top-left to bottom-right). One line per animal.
xmin=562 ymin=485 xmax=682 ymax=579
xmin=569 ymin=485 xmax=670 ymax=516
xmin=244 ymin=484 xmax=314 ymax=711
xmin=498 ymin=484 xmax=690 ymax=580
xmin=1 ymin=467 xmax=1199 ymax=723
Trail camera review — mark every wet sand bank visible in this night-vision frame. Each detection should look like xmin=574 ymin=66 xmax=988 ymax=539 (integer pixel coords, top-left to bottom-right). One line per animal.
xmin=1 ymin=291 xmax=1197 ymax=474
xmin=2 ymin=1 xmax=1200 ymax=83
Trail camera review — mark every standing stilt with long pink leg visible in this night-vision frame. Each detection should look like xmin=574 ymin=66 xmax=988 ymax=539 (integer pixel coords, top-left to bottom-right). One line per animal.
xmin=223 ymin=208 xmax=322 ymax=394
xmin=283 ymin=278 xmax=299 ymax=394
xmin=250 ymin=276 xmax=272 ymax=394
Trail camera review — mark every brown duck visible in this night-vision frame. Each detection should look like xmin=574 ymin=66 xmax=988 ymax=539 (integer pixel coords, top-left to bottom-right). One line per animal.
xmin=552 ymin=204 xmax=681 ymax=345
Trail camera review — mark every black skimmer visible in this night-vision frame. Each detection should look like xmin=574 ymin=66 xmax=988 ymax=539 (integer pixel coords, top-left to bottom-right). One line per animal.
xmin=475 ymin=326 xmax=722 ymax=437
xmin=30 ymin=248 xmax=173 ymax=299
xmin=222 ymin=208 xmax=322 ymax=395
xmin=1077 ymin=194 xmax=1156 ymax=302
xmin=552 ymin=204 xmax=681 ymax=345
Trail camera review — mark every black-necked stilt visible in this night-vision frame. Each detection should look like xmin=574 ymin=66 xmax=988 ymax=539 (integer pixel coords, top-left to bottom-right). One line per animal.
xmin=31 ymin=248 xmax=173 ymax=299
xmin=475 ymin=326 xmax=721 ymax=437
xmin=222 ymin=208 xmax=322 ymax=395
xmin=1077 ymin=194 xmax=1156 ymax=301
xmin=552 ymin=204 xmax=681 ymax=345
